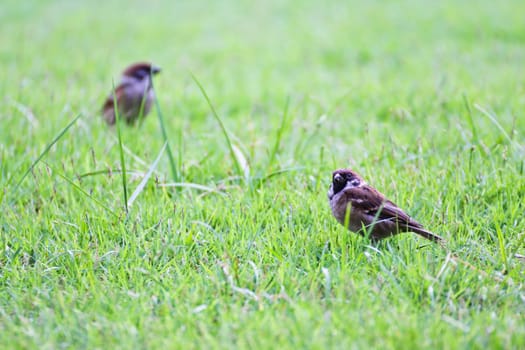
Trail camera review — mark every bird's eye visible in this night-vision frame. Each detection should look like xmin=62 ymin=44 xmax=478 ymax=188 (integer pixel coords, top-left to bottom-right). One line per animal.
xmin=334 ymin=174 xmax=345 ymax=184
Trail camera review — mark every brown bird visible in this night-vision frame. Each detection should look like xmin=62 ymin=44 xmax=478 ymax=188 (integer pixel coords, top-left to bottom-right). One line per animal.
xmin=102 ymin=62 xmax=161 ymax=125
xmin=328 ymin=168 xmax=443 ymax=243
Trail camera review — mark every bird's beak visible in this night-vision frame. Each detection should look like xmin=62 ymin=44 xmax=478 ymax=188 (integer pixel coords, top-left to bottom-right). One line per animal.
xmin=151 ymin=65 xmax=161 ymax=74
xmin=333 ymin=173 xmax=343 ymax=184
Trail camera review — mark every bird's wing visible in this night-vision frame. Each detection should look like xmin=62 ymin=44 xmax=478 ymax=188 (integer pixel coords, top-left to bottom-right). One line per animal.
xmin=342 ymin=186 xmax=443 ymax=242
xmin=342 ymin=186 xmax=420 ymax=227
xmin=342 ymin=186 xmax=383 ymax=213
xmin=101 ymin=83 xmax=130 ymax=125
xmin=102 ymin=83 xmax=130 ymax=109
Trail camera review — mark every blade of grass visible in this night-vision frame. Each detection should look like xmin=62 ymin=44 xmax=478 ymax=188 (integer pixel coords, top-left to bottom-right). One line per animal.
xmin=0 ymin=147 xmax=7 ymax=204
xmin=121 ymin=144 xmax=154 ymax=168
xmin=191 ymin=73 xmax=242 ymax=179
xmin=113 ymin=82 xmax=128 ymax=215
xmin=254 ymin=166 xmax=305 ymax=186
xmin=159 ymin=182 xmax=226 ymax=195
xmin=150 ymin=71 xmax=179 ymax=183
xmin=78 ymin=169 xmax=147 ymax=179
xmin=474 ymin=104 xmax=516 ymax=147
xmin=495 ymin=224 xmax=508 ymax=268
xmin=177 ymin=126 xmax=184 ymax=183
xmin=127 ymin=141 xmax=167 ymax=208
xmin=232 ymin=144 xmax=250 ymax=181
xmin=293 ymin=114 xmax=326 ymax=160
xmin=462 ymin=94 xmax=478 ymax=143
xmin=267 ymin=96 xmax=291 ymax=171
xmin=10 ymin=100 xmax=39 ymax=127
xmin=0 ymin=146 xmax=6 ymax=180
xmin=12 ymin=113 xmax=82 ymax=191
xmin=49 ymin=164 xmax=119 ymax=218
xmin=137 ymin=83 xmax=149 ymax=128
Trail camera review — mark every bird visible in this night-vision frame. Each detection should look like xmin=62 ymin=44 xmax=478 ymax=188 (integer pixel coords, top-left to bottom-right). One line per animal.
xmin=102 ymin=62 xmax=161 ymax=125
xmin=328 ymin=168 xmax=444 ymax=243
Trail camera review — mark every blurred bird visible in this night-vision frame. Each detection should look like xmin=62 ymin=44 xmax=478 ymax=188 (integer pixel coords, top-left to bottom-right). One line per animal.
xmin=328 ymin=168 xmax=444 ymax=243
xmin=102 ymin=62 xmax=161 ymax=125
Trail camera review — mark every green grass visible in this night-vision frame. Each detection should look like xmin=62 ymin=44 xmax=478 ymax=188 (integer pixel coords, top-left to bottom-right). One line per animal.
xmin=1 ymin=0 xmax=524 ymax=348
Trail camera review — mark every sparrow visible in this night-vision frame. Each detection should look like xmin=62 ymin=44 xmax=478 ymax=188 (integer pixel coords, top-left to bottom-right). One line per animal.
xmin=328 ymin=168 xmax=444 ymax=243
xmin=102 ymin=62 xmax=161 ymax=125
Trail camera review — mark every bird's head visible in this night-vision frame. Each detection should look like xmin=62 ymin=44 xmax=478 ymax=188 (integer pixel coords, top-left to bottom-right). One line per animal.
xmin=328 ymin=169 xmax=364 ymax=200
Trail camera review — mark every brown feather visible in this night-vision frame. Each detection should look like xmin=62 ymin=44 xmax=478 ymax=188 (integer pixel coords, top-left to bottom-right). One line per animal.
xmin=101 ymin=83 xmax=129 ymax=125
xmin=122 ymin=62 xmax=156 ymax=76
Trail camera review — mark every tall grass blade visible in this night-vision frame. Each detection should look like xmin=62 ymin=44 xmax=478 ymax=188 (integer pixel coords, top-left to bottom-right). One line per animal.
xmin=159 ymin=182 xmax=226 ymax=196
xmin=495 ymin=225 xmax=508 ymax=267
xmin=474 ymin=104 xmax=516 ymax=147
xmin=191 ymin=74 xmax=242 ymax=178
xmin=232 ymin=144 xmax=250 ymax=181
xmin=268 ymin=96 xmax=290 ymax=171
xmin=462 ymin=94 xmax=477 ymax=142
xmin=78 ymin=169 xmax=146 ymax=179
xmin=127 ymin=142 xmax=167 ymax=208
xmin=113 ymin=82 xmax=128 ymax=215
xmin=150 ymin=71 xmax=179 ymax=183
xmin=52 ymin=165 xmax=119 ymax=218
xmin=13 ymin=113 xmax=82 ymax=191
xmin=255 ymin=166 xmax=304 ymax=185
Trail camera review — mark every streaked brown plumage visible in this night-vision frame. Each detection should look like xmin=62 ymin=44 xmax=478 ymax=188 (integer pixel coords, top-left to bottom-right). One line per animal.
xmin=328 ymin=169 xmax=443 ymax=243
xmin=102 ymin=62 xmax=160 ymax=125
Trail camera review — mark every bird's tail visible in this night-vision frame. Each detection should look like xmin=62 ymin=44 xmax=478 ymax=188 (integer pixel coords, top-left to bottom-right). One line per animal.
xmin=408 ymin=225 xmax=445 ymax=244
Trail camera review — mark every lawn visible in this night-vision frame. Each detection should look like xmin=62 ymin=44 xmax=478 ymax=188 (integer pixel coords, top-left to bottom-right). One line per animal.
xmin=1 ymin=0 xmax=524 ymax=348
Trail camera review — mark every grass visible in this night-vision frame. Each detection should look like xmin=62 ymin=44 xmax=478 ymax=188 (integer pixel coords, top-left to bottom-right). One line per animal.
xmin=1 ymin=0 xmax=524 ymax=348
